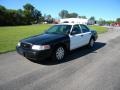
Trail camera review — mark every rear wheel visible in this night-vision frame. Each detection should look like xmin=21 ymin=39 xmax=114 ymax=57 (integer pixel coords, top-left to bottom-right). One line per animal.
xmin=88 ymin=38 xmax=95 ymax=47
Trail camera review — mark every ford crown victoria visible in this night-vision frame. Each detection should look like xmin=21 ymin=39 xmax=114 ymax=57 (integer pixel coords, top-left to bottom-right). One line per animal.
xmin=16 ymin=23 xmax=98 ymax=61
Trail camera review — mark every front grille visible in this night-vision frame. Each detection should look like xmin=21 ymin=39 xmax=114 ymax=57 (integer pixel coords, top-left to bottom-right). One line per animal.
xmin=21 ymin=42 xmax=32 ymax=50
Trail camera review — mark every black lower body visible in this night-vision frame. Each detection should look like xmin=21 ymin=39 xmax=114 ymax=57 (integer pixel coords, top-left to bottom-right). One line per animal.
xmin=16 ymin=46 xmax=52 ymax=61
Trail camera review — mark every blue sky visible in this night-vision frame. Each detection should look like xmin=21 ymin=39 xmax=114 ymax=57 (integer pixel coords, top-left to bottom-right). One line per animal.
xmin=0 ymin=0 xmax=120 ymax=20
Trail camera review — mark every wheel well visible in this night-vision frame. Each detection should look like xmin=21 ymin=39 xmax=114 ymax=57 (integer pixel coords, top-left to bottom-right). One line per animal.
xmin=90 ymin=36 xmax=95 ymax=41
xmin=53 ymin=43 xmax=69 ymax=52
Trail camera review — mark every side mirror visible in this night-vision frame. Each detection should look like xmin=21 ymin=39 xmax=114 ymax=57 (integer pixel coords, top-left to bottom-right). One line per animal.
xmin=71 ymin=30 xmax=77 ymax=35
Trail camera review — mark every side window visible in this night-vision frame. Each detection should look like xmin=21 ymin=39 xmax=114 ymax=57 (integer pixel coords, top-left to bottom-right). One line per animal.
xmin=72 ymin=25 xmax=81 ymax=34
xmin=80 ymin=25 xmax=90 ymax=33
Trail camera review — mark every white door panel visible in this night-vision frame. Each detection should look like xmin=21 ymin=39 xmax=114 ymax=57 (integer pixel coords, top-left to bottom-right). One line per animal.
xmin=69 ymin=24 xmax=91 ymax=51
xmin=80 ymin=24 xmax=92 ymax=45
xmin=69 ymin=34 xmax=84 ymax=50
xmin=82 ymin=32 xmax=92 ymax=45
xmin=69 ymin=32 xmax=92 ymax=50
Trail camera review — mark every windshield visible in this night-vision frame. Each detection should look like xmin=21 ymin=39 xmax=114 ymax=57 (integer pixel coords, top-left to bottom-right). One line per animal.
xmin=45 ymin=25 xmax=72 ymax=34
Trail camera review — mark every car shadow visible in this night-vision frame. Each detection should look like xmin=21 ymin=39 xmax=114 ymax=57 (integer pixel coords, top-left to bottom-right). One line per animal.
xmin=29 ymin=42 xmax=106 ymax=65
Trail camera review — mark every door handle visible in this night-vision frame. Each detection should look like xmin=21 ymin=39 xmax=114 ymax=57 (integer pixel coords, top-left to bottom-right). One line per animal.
xmin=80 ymin=35 xmax=84 ymax=37
xmin=89 ymin=33 xmax=92 ymax=35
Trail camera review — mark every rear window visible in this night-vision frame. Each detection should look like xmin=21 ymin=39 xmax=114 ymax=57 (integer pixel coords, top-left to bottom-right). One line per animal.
xmin=80 ymin=25 xmax=90 ymax=33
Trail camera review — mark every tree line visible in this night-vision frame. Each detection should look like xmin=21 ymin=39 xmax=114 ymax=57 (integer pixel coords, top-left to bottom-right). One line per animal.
xmin=59 ymin=10 xmax=87 ymax=19
xmin=0 ymin=4 xmax=120 ymax=26
xmin=0 ymin=4 xmax=44 ymax=26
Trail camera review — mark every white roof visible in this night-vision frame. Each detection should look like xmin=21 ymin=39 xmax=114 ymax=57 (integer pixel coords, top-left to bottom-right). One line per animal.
xmin=57 ymin=22 xmax=86 ymax=26
xmin=60 ymin=18 xmax=88 ymax=21
xmin=60 ymin=18 xmax=88 ymax=24
xmin=57 ymin=23 xmax=77 ymax=25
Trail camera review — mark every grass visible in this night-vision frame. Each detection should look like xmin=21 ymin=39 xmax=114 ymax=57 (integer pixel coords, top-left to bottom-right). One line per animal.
xmin=0 ymin=24 xmax=51 ymax=53
xmin=0 ymin=24 xmax=107 ymax=53
xmin=89 ymin=25 xmax=107 ymax=34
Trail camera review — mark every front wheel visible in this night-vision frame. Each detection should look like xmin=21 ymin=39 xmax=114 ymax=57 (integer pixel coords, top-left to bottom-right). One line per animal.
xmin=52 ymin=46 xmax=66 ymax=62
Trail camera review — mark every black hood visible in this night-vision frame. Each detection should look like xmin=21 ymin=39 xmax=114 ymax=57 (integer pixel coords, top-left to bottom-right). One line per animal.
xmin=21 ymin=33 xmax=67 ymax=45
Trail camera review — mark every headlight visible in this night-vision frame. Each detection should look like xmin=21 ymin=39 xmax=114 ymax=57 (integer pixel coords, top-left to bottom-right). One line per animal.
xmin=17 ymin=42 xmax=21 ymax=47
xmin=32 ymin=45 xmax=50 ymax=50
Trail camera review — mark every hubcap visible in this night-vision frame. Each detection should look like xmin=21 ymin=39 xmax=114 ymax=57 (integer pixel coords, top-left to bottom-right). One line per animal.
xmin=56 ymin=47 xmax=64 ymax=60
xmin=90 ymin=39 xmax=94 ymax=47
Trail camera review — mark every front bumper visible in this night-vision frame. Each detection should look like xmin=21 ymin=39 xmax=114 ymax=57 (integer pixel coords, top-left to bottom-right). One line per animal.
xmin=16 ymin=46 xmax=52 ymax=60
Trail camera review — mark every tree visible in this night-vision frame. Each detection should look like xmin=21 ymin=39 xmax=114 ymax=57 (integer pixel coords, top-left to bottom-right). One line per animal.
xmin=16 ymin=9 xmax=26 ymax=25
xmin=105 ymin=20 xmax=114 ymax=25
xmin=116 ymin=18 xmax=120 ymax=22
xmin=59 ymin=10 xmax=68 ymax=19
xmin=23 ymin=3 xmax=42 ymax=24
xmin=23 ymin=3 xmax=35 ymax=24
xmin=45 ymin=14 xmax=53 ymax=23
xmin=39 ymin=16 xmax=44 ymax=23
xmin=98 ymin=18 xmax=105 ymax=25
xmin=23 ymin=3 xmax=35 ymax=12
xmin=67 ymin=13 xmax=78 ymax=18
xmin=0 ymin=5 xmax=6 ymax=11
xmin=88 ymin=16 xmax=96 ymax=25
xmin=0 ymin=4 xmax=43 ymax=26
xmin=17 ymin=9 xmax=24 ymax=16
xmin=0 ymin=5 xmax=7 ymax=25
xmin=33 ymin=9 xmax=42 ymax=23
xmin=89 ymin=16 xmax=95 ymax=21
xmin=79 ymin=16 xmax=87 ymax=19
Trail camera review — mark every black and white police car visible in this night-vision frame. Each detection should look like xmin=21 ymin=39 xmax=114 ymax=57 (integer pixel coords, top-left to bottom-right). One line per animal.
xmin=16 ymin=23 xmax=98 ymax=61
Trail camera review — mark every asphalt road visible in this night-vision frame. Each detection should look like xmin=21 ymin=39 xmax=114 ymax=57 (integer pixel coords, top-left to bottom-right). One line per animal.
xmin=0 ymin=27 xmax=120 ymax=90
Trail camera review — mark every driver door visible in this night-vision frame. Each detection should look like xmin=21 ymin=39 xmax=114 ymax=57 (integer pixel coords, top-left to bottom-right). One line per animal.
xmin=69 ymin=25 xmax=84 ymax=50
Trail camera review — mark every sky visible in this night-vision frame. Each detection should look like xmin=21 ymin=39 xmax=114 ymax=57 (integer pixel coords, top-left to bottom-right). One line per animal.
xmin=0 ymin=0 xmax=120 ymax=20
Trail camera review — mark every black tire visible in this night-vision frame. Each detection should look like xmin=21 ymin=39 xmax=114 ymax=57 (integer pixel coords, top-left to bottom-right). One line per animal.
xmin=88 ymin=38 xmax=95 ymax=47
xmin=52 ymin=46 xmax=66 ymax=62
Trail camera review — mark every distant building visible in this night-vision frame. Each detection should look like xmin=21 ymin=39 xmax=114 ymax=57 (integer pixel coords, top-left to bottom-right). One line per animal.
xmin=87 ymin=20 xmax=96 ymax=25
xmin=60 ymin=18 xmax=88 ymax=25
xmin=53 ymin=19 xmax=60 ymax=24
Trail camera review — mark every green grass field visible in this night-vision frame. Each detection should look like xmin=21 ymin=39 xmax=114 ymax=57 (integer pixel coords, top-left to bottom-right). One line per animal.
xmin=89 ymin=25 xmax=107 ymax=34
xmin=0 ymin=24 xmax=107 ymax=53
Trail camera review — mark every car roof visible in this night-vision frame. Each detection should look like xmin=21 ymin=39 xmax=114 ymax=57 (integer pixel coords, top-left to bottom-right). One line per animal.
xmin=56 ymin=23 xmax=85 ymax=26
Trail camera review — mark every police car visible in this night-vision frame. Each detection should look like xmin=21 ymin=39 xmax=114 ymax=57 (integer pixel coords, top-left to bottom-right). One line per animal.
xmin=16 ymin=23 xmax=98 ymax=61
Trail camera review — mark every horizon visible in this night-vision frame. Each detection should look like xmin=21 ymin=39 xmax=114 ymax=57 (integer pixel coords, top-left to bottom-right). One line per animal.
xmin=0 ymin=0 xmax=120 ymax=21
